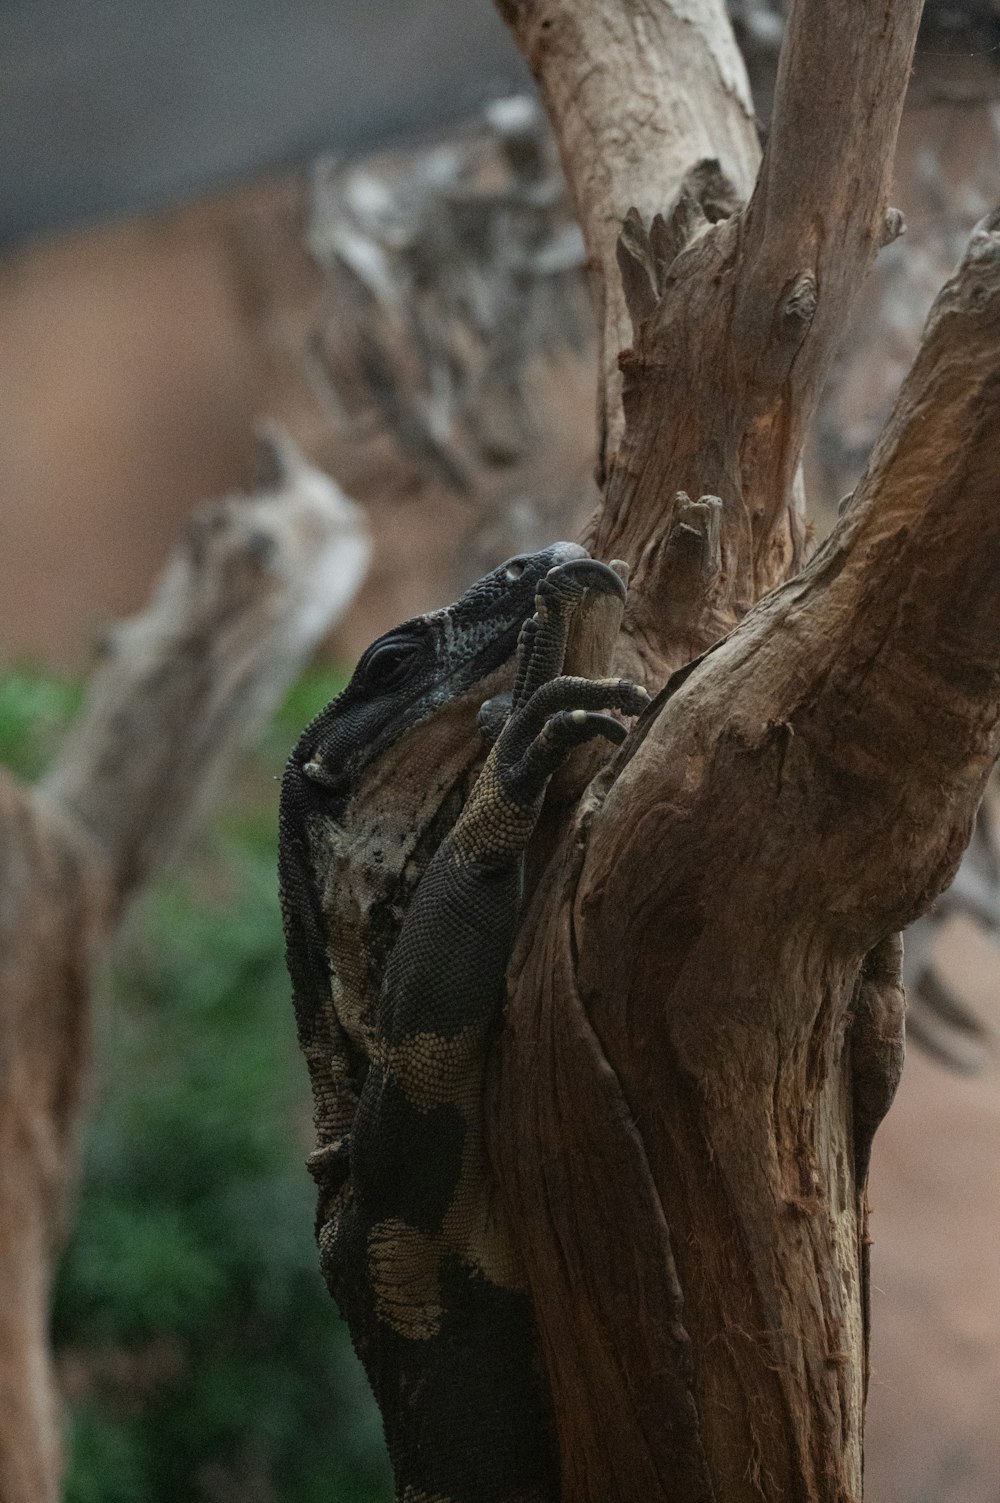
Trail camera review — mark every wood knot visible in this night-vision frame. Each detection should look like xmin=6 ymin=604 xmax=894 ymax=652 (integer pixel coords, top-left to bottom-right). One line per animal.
xmin=643 ymin=492 xmax=724 ymax=623
xmin=783 ymin=272 xmax=817 ymax=327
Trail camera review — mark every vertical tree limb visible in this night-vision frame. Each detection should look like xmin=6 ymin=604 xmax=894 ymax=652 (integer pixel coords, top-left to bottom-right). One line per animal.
xmin=495 ymin=0 xmax=761 ymax=479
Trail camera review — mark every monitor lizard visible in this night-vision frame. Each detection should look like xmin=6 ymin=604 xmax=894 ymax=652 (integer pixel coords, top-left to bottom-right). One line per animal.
xmin=278 ymin=542 xmax=648 ymax=1502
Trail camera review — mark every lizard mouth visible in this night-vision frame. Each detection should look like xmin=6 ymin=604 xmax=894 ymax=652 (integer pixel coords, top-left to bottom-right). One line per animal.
xmin=301 ymin=759 xmax=351 ymax=815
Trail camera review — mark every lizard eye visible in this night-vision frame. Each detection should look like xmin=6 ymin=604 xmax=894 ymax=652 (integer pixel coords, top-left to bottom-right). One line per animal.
xmin=358 ymin=636 xmax=424 ymax=695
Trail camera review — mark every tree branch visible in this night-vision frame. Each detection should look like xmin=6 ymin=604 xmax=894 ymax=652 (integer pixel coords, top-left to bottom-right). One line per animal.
xmin=495 ymin=207 xmax=1000 ymax=1503
xmin=495 ymin=0 xmax=761 ymax=480
xmin=488 ymin=5 xmax=954 ymax=1494
xmin=745 ymin=205 xmax=1000 ymax=935
xmin=41 ymin=428 xmax=369 ymax=914
xmin=0 ymin=428 xmax=369 ymax=1503
xmin=499 ymin=0 xmax=922 ymax=684
xmin=591 ymin=0 xmax=922 ymax=677
xmin=732 ymin=0 xmax=922 ymax=577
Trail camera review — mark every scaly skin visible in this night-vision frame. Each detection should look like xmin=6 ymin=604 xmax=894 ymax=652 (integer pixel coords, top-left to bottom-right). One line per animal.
xmin=279 ymin=546 xmax=647 ymax=1502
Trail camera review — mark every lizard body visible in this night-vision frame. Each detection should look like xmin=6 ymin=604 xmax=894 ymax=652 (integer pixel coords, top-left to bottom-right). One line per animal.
xmin=279 ymin=544 xmax=646 ymax=1501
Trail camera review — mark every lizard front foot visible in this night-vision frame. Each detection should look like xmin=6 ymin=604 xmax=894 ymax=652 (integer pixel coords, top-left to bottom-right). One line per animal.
xmin=455 ymin=557 xmax=647 ymax=861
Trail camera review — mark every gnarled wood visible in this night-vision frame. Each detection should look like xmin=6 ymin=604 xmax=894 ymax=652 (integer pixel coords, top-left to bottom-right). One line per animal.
xmin=0 ymin=430 xmax=369 ymax=1503
xmin=495 ymin=0 xmax=761 ymax=481
xmin=499 ymin=204 xmax=1000 ymax=1503
xmin=502 ymin=1 xmax=920 ymax=683
xmin=490 ymin=2 xmax=947 ymax=1500
xmin=42 ymin=429 xmax=370 ymax=913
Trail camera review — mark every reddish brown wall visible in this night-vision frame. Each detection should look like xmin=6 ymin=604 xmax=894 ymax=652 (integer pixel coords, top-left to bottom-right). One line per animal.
xmin=0 ymin=176 xmax=321 ymax=666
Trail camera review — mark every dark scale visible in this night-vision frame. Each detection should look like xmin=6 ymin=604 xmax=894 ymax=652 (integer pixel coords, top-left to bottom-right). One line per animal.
xmin=278 ymin=544 xmax=648 ymax=1503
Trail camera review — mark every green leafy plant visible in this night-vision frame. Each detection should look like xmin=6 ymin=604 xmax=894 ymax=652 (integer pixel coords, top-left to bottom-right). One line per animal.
xmin=0 ymin=668 xmax=83 ymax=779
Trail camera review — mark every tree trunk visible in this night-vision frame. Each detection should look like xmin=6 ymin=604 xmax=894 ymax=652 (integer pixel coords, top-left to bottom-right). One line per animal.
xmin=487 ymin=2 xmax=1000 ymax=1498
xmin=0 ymin=432 xmax=368 ymax=1503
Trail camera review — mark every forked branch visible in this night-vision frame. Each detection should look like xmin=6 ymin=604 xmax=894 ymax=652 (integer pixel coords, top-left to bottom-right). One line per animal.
xmin=500 ymin=0 xmax=923 ymax=679
xmin=496 ymin=205 xmax=1000 ymax=1503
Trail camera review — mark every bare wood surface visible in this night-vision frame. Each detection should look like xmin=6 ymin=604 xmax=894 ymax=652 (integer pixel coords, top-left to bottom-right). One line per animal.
xmin=0 ymin=429 xmax=369 ymax=1503
xmin=589 ymin=0 xmax=922 ymax=681
xmin=42 ymin=429 xmax=370 ymax=914
xmin=500 ymin=203 xmax=1000 ymax=1503
xmin=496 ymin=0 xmax=761 ymax=479
xmin=488 ymin=2 xmax=954 ymax=1499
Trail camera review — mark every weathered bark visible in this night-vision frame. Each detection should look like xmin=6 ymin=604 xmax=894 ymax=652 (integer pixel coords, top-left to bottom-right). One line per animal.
xmin=501 ymin=0 xmax=917 ymax=688
xmin=485 ymin=2 xmax=992 ymax=1500
xmin=0 ymin=431 xmax=368 ymax=1503
xmin=496 ymin=0 xmax=761 ymax=479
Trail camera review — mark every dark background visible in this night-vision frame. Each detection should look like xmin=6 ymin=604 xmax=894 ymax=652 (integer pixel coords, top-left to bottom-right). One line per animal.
xmin=1 ymin=0 xmax=529 ymax=246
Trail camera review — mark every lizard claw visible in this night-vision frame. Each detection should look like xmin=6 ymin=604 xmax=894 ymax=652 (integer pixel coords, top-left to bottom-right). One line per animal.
xmin=497 ymin=675 xmax=649 ymax=806
xmin=506 ymin=710 xmax=627 ymax=804
xmin=537 ymin=557 xmax=628 ymax=607
xmin=513 ymin=554 xmax=627 ymax=713
xmin=454 ymin=675 xmax=648 ymax=861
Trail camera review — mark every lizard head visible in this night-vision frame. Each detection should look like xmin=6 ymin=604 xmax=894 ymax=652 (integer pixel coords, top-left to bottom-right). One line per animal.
xmin=286 ymin=539 xmax=590 ymax=805
xmin=280 ymin=541 xmax=590 ymax=1068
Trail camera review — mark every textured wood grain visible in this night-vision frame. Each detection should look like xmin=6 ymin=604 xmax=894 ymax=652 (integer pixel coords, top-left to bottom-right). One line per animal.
xmin=489 ymin=3 xmax=955 ymax=1499
xmin=496 ymin=0 xmax=761 ymax=482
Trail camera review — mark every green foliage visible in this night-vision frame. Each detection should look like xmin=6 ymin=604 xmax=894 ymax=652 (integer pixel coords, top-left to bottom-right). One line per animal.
xmin=0 ymin=664 xmax=391 ymax=1502
xmin=0 ymin=667 xmax=83 ymax=780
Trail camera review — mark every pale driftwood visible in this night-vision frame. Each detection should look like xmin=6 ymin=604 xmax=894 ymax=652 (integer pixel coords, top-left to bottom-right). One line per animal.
xmin=496 ymin=0 xmax=761 ymax=480
xmin=483 ymin=1 xmax=980 ymax=1499
xmin=0 ymin=427 xmax=369 ymax=1503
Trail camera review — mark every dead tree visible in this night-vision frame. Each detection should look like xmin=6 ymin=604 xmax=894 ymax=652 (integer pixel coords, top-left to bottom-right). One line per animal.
xmin=478 ymin=0 xmax=1000 ymax=1496
xmin=0 ymin=430 xmax=368 ymax=1503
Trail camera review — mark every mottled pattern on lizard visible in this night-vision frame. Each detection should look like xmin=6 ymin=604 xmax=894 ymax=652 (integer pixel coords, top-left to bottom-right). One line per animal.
xmin=278 ymin=544 xmax=647 ymax=1502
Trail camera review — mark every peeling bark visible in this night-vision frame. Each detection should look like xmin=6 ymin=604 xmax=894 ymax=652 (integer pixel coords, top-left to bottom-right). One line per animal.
xmin=0 ymin=432 xmax=369 ymax=1503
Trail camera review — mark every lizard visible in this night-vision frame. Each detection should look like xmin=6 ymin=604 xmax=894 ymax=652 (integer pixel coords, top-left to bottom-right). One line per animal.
xmin=278 ymin=541 xmax=649 ymax=1503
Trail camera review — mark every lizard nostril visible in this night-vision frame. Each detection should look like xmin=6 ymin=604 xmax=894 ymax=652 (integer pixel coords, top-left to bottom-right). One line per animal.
xmin=505 ymin=559 xmax=527 ymax=581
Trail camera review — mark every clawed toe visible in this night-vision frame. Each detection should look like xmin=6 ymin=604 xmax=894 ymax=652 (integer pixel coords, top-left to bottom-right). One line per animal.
xmin=536 ymin=557 xmax=628 ymax=607
xmin=511 ymin=554 xmax=629 ymax=713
